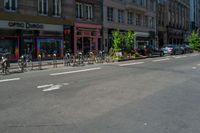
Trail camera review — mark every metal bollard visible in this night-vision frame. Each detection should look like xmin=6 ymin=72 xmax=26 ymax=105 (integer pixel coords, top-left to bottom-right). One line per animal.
xmin=38 ymin=54 xmax=42 ymax=70
xmin=53 ymin=54 xmax=57 ymax=68
xmin=72 ymin=55 xmax=77 ymax=67
xmin=64 ymin=53 xmax=67 ymax=66
xmin=78 ymin=52 xmax=81 ymax=66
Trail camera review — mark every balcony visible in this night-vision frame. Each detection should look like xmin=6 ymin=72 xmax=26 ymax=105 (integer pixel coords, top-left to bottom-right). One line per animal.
xmin=125 ymin=1 xmax=146 ymax=12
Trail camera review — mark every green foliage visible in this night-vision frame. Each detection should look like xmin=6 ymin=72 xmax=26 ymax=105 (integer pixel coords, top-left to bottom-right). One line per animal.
xmin=189 ymin=30 xmax=200 ymax=52
xmin=125 ymin=31 xmax=135 ymax=53
xmin=134 ymin=52 xmax=140 ymax=58
xmin=112 ymin=30 xmax=123 ymax=52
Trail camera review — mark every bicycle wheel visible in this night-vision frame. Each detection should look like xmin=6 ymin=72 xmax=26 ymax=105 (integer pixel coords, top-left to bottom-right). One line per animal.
xmin=26 ymin=61 xmax=33 ymax=71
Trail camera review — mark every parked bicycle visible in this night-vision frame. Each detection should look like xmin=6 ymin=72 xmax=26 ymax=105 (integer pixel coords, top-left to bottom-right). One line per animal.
xmin=78 ymin=52 xmax=84 ymax=66
xmin=18 ymin=54 xmax=33 ymax=72
xmin=0 ymin=53 xmax=10 ymax=75
xmin=96 ymin=50 xmax=105 ymax=63
xmin=64 ymin=53 xmax=72 ymax=66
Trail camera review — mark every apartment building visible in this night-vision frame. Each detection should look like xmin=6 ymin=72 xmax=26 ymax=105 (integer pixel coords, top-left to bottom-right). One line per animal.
xmin=74 ymin=0 xmax=102 ymax=54
xmin=103 ymin=0 xmax=157 ymax=52
xmin=157 ymin=0 xmax=190 ymax=47
xmin=190 ymin=0 xmax=200 ymax=31
xmin=0 ymin=0 xmax=74 ymax=60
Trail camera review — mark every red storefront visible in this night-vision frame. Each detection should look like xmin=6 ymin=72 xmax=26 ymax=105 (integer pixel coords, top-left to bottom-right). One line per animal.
xmin=74 ymin=23 xmax=102 ymax=54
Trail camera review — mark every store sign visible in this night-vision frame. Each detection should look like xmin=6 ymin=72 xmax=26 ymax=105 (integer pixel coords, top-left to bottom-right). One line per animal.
xmin=0 ymin=20 xmax=63 ymax=32
xmin=8 ymin=21 xmax=44 ymax=30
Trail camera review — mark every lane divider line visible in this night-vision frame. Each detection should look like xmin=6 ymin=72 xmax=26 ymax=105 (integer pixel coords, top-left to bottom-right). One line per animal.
xmin=192 ymin=67 xmax=197 ymax=69
xmin=152 ymin=58 xmax=170 ymax=62
xmin=37 ymin=84 xmax=53 ymax=89
xmin=190 ymin=54 xmax=199 ymax=57
xmin=50 ymin=67 xmax=101 ymax=76
xmin=119 ymin=62 xmax=144 ymax=67
xmin=174 ymin=55 xmax=187 ymax=59
xmin=0 ymin=78 xmax=20 ymax=83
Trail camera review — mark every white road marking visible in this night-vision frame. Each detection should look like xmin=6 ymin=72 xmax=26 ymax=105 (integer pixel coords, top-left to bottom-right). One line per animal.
xmin=62 ymin=83 xmax=69 ymax=86
xmin=192 ymin=67 xmax=197 ymax=69
xmin=197 ymin=64 xmax=200 ymax=66
xmin=50 ymin=67 xmax=101 ymax=76
xmin=0 ymin=78 xmax=20 ymax=83
xmin=190 ymin=54 xmax=199 ymax=57
xmin=119 ymin=62 xmax=144 ymax=67
xmin=42 ymin=85 xmax=62 ymax=92
xmin=37 ymin=84 xmax=53 ymax=89
xmin=38 ymin=83 xmax=69 ymax=92
xmin=152 ymin=58 xmax=170 ymax=62
xmin=174 ymin=55 xmax=187 ymax=59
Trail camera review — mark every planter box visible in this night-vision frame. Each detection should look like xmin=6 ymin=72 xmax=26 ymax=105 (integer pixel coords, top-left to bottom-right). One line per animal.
xmin=115 ymin=52 xmax=123 ymax=57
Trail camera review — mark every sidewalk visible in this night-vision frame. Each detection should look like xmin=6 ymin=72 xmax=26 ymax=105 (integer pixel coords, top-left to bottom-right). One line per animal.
xmin=8 ymin=59 xmax=67 ymax=72
xmin=3 ymin=52 xmax=199 ymax=74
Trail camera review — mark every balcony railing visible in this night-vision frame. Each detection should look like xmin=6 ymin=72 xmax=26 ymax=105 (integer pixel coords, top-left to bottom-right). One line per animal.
xmin=125 ymin=1 xmax=146 ymax=12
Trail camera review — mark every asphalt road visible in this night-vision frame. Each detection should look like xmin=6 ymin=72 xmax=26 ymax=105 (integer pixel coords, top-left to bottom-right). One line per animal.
xmin=0 ymin=53 xmax=200 ymax=133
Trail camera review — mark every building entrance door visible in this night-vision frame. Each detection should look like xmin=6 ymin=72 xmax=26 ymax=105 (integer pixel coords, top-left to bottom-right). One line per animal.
xmin=83 ymin=37 xmax=90 ymax=54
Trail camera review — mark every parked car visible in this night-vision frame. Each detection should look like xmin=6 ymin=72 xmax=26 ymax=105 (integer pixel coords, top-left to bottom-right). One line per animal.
xmin=180 ymin=44 xmax=193 ymax=54
xmin=162 ymin=44 xmax=182 ymax=55
xmin=136 ymin=44 xmax=163 ymax=57
xmin=145 ymin=45 xmax=164 ymax=57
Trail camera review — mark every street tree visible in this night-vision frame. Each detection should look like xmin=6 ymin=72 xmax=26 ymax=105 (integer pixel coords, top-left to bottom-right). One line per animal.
xmin=125 ymin=31 xmax=135 ymax=53
xmin=112 ymin=30 xmax=123 ymax=52
xmin=189 ymin=30 xmax=200 ymax=52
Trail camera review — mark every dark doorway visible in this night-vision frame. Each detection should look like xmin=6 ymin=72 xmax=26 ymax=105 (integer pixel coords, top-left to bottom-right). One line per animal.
xmin=83 ymin=37 xmax=90 ymax=54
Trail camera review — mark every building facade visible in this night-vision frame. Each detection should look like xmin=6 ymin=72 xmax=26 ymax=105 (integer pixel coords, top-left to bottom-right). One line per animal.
xmin=157 ymin=0 xmax=190 ymax=47
xmin=0 ymin=0 xmax=74 ymax=61
xmin=74 ymin=0 xmax=102 ymax=54
xmin=190 ymin=0 xmax=200 ymax=31
xmin=103 ymin=0 xmax=157 ymax=52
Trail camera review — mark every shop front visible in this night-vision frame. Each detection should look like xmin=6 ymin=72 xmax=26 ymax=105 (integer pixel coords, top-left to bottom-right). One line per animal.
xmin=135 ymin=32 xmax=150 ymax=49
xmin=0 ymin=36 xmax=19 ymax=61
xmin=0 ymin=20 xmax=69 ymax=61
xmin=37 ymin=37 xmax=64 ymax=59
xmin=167 ymin=28 xmax=184 ymax=45
xmin=74 ymin=23 xmax=102 ymax=54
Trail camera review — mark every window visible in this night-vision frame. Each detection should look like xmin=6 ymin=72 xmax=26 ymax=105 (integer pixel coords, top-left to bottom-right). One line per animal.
xmin=4 ymin=0 xmax=17 ymax=11
xmin=136 ymin=14 xmax=141 ymax=26
xmin=127 ymin=12 xmax=134 ymax=25
xmin=118 ymin=10 xmax=124 ymax=23
xmin=137 ymin=0 xmax=144 ymax=6
xmin=149 ymin=17 xmax=155 ymax=28
xmin=53 ymin=0 xmax=61 ymax=16
xmin=38 ymin=38 xmax=63 ymax=59
xmin=107 ymin=7 xmax=114 ymax=22
xmin=38 ymin=0 xmax=48 ymax=15
xmin=149 ymin=0 xmax=155 ymax=11
xmin=76 ymin=2 xmax=84 ymax=18
xmin=144 ymin=16 xmax=148 ymax=27
xmin=85 ymin=4 xmax=93 ymax=20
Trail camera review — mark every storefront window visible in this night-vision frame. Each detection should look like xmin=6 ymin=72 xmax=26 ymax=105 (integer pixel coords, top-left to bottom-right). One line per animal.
xmin=37 ymin=38 xmax=63 ymax=59
xmin=77 ymin=37 xmax=83 ymax=52
xmin=0 ymin=37 xmax=19 ymax=60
